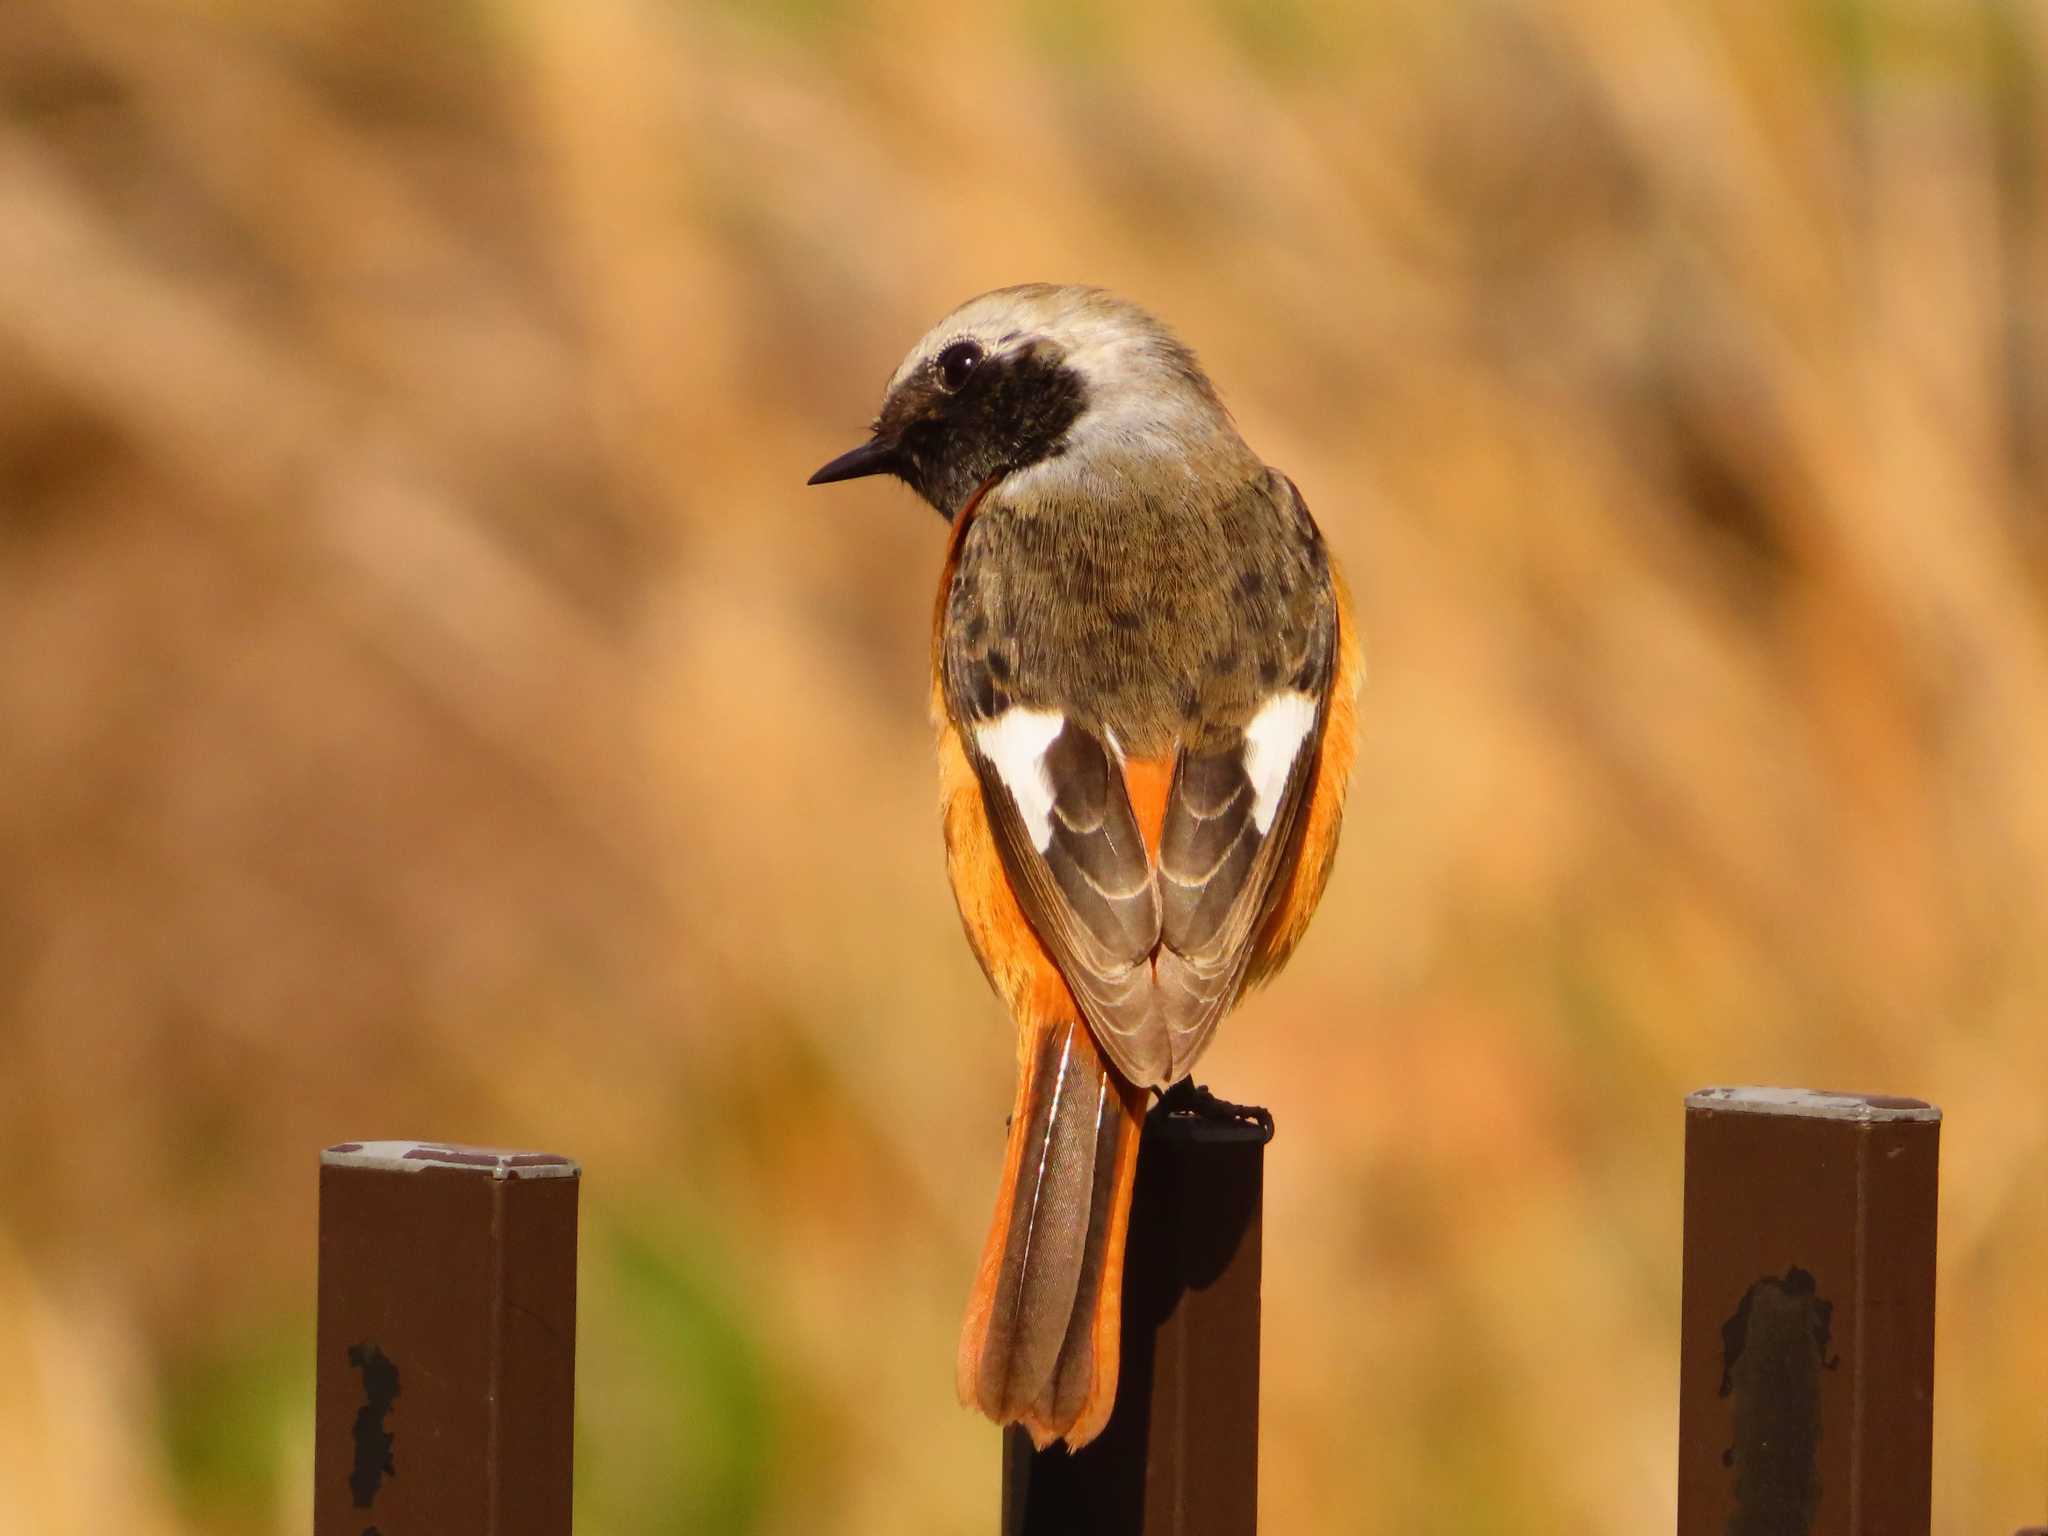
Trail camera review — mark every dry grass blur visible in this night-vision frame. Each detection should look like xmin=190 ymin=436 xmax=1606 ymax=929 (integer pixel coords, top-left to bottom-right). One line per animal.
xmin=2 ymin=0 xmax=2045 ymax=1530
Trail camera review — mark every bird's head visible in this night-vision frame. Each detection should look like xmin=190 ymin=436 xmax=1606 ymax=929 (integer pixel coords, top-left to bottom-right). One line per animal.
xmin=808 ymin=284 xmax=1236 ymax=519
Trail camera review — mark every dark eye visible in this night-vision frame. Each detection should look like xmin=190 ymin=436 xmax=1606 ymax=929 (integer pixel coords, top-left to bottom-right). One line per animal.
xmin=935 ymin=340 xmax=984 ymax=392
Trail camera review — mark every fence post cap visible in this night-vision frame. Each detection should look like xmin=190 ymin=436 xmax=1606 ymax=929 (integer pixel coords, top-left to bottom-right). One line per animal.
xmin=320 ymin=1140 xmax=581 ymax=1179
xmin=1684 ymin=1086 xmax=1941 ymax=1123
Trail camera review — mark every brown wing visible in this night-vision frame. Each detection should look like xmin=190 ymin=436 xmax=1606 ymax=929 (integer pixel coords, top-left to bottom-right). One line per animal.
xmin=1147 ymin=693 xmax=1328 ymax=1077
xmin=960 ymin=659 xmax=1335 ymax=1090
xmin=963 ymin=716 xmax=1169 ymax=1080
xmin=1246 ymin=559 xmax=1364 ymax=985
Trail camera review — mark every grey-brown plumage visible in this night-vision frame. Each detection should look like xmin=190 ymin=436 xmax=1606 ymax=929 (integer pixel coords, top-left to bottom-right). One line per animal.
xmin=941 ymin=466 xmax=1335 ymax=754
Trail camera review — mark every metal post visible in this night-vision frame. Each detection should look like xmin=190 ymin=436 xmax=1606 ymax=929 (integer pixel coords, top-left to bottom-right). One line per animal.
xmin=1676 ymin=1088 xmax=1940 ymax=1536
xmin=313 ymin=1141 xmax=580 ymax=1536
xmin=1002 ymin=1103 xmax=1265 ymax=1536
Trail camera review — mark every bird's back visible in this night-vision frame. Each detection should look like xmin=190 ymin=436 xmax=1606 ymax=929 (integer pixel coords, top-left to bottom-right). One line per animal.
xmin=940 ymin=463 xmax=1335 ymax=760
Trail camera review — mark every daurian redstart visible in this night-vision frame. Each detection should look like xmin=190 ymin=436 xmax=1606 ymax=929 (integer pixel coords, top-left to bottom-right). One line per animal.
xmin=810 ymin=285 xmax=1360 ymax=1449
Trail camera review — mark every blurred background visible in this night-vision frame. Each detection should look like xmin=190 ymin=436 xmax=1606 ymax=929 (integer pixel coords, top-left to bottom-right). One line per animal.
xmin=2 ymin=0 xmax=2045 ymax=1531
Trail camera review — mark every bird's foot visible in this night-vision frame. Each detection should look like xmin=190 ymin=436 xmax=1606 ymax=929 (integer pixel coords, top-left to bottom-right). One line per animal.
xmin=1156 ymin=1079 xmax=1275 ymax=1144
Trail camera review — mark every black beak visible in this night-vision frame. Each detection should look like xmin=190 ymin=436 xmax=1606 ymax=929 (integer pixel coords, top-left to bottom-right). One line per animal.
xmin=807 ymin=436 xmax=902 ymax=486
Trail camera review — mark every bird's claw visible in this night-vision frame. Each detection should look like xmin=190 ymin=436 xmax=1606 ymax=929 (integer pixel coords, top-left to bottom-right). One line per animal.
xmin=1156 ymin=1079 xmax=1276 ymax=1144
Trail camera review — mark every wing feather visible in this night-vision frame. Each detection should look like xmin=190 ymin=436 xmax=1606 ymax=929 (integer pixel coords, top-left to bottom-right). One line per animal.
xmin=966 ymin=671 xmax=1331 ymax=1090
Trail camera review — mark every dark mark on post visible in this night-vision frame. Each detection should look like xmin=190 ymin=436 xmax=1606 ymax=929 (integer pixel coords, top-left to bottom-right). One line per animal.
xmin=347 ymin=1343 xmax=399 ymax=1509
xmin=1718 ymin=1267 xmax=1837 ymax=1535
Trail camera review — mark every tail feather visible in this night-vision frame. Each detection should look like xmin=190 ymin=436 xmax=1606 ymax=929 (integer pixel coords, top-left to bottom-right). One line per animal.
xmin=959 ymin=1017 xmax=1147 ymax=1449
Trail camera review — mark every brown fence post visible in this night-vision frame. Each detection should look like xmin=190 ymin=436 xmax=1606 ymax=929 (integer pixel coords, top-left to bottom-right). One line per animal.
xmin=1676 ymin=1088 xmax=1940 ymax=1536
xmin=1002 ymin=1101 xmax=1265 ymax=1536
xmin=312 ymin=1141 xmax=580 ymax=1536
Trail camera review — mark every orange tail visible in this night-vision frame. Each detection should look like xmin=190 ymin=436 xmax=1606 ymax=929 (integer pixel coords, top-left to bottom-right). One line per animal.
xmin=958 ymin=1015 xmax=1148 ymax=1450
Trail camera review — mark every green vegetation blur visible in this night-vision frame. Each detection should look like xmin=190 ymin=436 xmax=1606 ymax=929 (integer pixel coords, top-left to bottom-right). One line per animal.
xmin=2 ymin=1 xmax=2044 ymax=1531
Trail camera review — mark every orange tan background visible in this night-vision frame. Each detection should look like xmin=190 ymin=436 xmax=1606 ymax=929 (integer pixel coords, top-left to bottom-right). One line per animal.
xmin=2 ymin=1 xmax=2045 ymax=1531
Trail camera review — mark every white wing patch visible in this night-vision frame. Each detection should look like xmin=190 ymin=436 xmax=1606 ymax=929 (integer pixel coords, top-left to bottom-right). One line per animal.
xmin=1242 ymin=691 xmax=1319 ymax=834
xmin=975 ymin=708 xmax=1067 ymax=852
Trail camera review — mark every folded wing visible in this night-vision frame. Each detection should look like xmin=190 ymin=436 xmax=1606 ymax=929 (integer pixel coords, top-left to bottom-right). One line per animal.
xmin=965 ymin=675 xmax=1331 ymax=1090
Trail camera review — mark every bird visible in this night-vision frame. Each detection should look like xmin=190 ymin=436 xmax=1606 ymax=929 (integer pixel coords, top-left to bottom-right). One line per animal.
xmin=808 ymin=284 xmax=1360 ymax=1450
